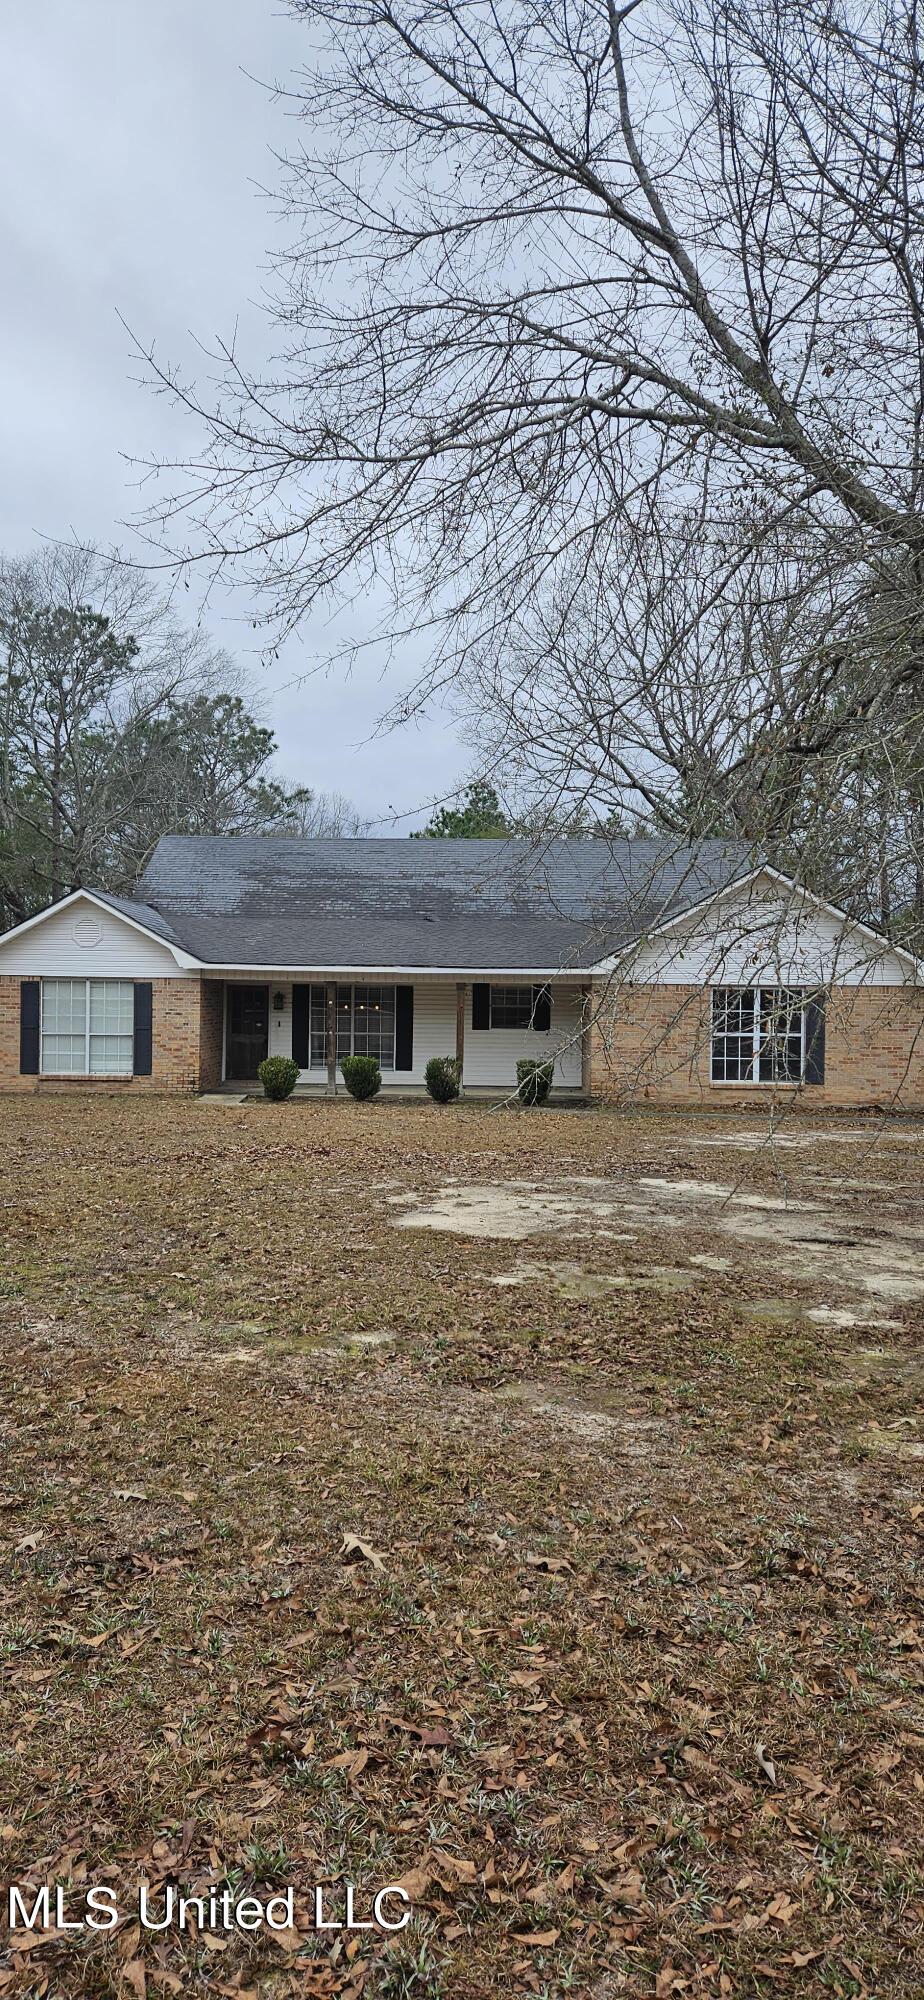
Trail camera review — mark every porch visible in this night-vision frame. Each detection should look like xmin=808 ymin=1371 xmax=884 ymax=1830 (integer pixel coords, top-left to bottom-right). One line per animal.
xmin=211 ymin=974 xmax=591 ymax=1095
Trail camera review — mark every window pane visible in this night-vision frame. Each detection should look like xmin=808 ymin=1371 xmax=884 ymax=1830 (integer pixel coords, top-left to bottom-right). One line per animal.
xmin=86 ymin=982 xmax=134 ymax=1074
xmin=89 ymin=980 xmax=133 ymax=1034
xmin=43 ymin=979 xmax=86 ymax=1036
xmin=309 ymin=984 xmax=327 ymax=1067
xmin=336 ymin=984 xmax=352 ymax=1061
xmin=41 ymin=980 xmax=87 ymax=1071
xmin=757 ymin=987 xmax=804 ymax=1082
xmin=89 ymin=1034 xmax=133 ymax=1075
xmin=711 ymin=987 xmax=756 ymax=1081
xmin=352 ymin=985 xmax=395 ymax=1068
xmin=42 ymin=1033 xmax=86 ymax=1073
xmin=489 ymin=985 xmax=536 ymax=1029
xmin=713 ymin=988 xmax=755 ymax=1036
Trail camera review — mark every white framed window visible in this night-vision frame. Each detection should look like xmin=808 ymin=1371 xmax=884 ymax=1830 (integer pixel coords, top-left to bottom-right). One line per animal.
xmin=41 ymin=979 xmax=134 ymax=1076
xmin=710 ymin=987 xmax=806 ymax=1084
xmin=308 ymin=984 xmax=396 ymax=1070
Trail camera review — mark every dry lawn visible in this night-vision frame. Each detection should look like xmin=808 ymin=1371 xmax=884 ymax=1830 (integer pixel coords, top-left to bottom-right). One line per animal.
xmin=1 ymin=1096 xmax=923 ymax=2000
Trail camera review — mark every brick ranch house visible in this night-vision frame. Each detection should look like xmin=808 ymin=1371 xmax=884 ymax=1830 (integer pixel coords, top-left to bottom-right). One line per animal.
xmin=0 ymin=835 xmax=922 ymax=1107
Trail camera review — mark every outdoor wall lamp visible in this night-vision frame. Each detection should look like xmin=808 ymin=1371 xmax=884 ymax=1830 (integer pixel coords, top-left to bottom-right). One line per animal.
xmin=272 ymin=990 xmax=285 ymax=1012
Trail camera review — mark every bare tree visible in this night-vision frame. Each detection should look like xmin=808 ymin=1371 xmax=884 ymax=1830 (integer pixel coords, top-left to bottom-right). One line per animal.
xmin=138 ymin=0 xmax=924 ymax=827
xmin=284 ymin=788 xmax=371 ymax=835
xmin=458 ymin=508 xmax=924 ymax=945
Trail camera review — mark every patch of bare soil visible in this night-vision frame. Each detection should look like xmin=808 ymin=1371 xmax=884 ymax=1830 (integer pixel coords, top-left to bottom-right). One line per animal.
xmin=395 ymin=1166 xmax=924 ymax=1306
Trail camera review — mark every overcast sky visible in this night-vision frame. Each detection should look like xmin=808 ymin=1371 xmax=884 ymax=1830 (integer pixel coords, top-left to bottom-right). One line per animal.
xmin=0 ymin=0 xmax=468 ymax=828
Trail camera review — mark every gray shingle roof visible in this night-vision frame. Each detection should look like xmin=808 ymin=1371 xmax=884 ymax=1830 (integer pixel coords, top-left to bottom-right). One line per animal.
xmin=131 ymin=835 xmax=756 ymax=971
xmin=91 ymin=889 xmax=185 ymax=947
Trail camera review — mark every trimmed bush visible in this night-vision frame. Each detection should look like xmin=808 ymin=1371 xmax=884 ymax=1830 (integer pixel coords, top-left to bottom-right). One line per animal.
xmin=425 ymin=1055 xmax=462 ymax=1104
xmin=516 ymin=1057 xmax=554 ymax=1107
xmin=341 ymin=1054 xmax=382 ymax=1100
xmin=258 ymin=1056 xmax=299 ymax=1101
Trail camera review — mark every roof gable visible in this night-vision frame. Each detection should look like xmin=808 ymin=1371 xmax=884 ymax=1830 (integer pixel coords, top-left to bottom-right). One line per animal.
xmin=599 ymin=867 xmax=922 ymax=985
xmin=0 ymin=889 xmax=197 ymax=974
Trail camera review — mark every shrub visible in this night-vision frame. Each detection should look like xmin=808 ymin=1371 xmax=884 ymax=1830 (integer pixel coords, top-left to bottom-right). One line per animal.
xmin=258 ymin=1056 xmax=299 ymax=1101
xmin=340 ymin=1054 xmax=382 ymax=1100
xmin=516 ymin=1057 xmax=554 ymax=1107
xmin=425 ymin=1055 xmax=462 ymax=1103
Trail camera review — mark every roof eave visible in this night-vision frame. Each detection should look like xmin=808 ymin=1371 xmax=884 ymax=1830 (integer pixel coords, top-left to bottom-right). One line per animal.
xmin=201 ymin=962 xmax=594 ymax=978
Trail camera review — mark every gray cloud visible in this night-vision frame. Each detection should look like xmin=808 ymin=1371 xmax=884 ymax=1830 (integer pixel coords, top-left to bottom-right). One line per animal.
xmin=0 ymin=0 xmax=467 ymax=827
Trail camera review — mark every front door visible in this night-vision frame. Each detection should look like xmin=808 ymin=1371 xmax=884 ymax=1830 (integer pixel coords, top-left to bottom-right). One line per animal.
xmin=225 ymin=983 xmax=269 ymax=1079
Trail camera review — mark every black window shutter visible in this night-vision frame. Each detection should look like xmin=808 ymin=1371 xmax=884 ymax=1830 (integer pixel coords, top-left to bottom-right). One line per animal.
xmin=20 ymin=980 xmax=40 ymax=1074
xmin=395 ymin=985 xmax=414 ymax=1070
xmin=292 ymin=984 xmax=310 ymax=1069
xmin=532 ymin=984 xmax=552 ymax=1032
xmin=471 ymin=983 xmax=490 ymax=1030
xmin=133 ymin=982 xmax=153 ymax=1076
xmin=804 ymin=993 xmax=826 ymax=1085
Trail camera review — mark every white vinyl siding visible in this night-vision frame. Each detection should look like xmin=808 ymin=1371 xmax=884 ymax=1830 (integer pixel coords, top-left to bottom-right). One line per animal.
xmin=41 ymin=979 xmax=134 ymax=1076
xmin=466 ymin=986 xmax=581 ymax=1087
xmin=0 ymin=894 xmax=190 ymax=977
xmin=616 ymin=873 xmax=916 ymax=987
xmin=227 ymin=977 xmax=584 ymax=1088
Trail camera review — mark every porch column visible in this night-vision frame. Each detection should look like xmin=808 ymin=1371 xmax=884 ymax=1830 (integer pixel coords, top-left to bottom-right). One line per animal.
xmin=325 ymin=981 xmax=337 ymax=1096
xmin=581 ymin=983 xmax=593 ymax=1099
xmin=455 ymin=982 xmax=466 ymax=1093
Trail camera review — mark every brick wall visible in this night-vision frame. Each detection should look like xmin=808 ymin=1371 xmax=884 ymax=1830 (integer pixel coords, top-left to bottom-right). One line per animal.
xmin=0 ymin=974 xmax=216 ymax=1094
xmin=588 ymin=981 xmax=924 ymax=1110
xmin=0 ymin=977 xmax=21 ymax=1090
xmin=150 ymin=979 xmax=206 ymax=1093
xmin=199 ymin=980 xmax=225 ymax=1091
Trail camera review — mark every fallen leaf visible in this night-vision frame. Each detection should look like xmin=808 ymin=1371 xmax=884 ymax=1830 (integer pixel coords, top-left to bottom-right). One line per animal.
xmin=754 ymin=1742 xmax=777 ymax=1785
xmin=340 ymin=1533 xmax=385 ymax=1571
xmin=122 ymin=1963 xmax=146 ymax=1999
xmin=656 ymin=1965 xmax=683 ymax=1998
xmin=270 ymin=1927 xmax=303 ymax=1953
xmin=432 ymin=1850 xmax=478 ymax=1882
xmin=393 ymin=1863 xmax=431 ymax=1901
xmin=386 ymin=1714 xmax=452 ymax=1747
xmin=14 ymin=1532 xmax=43 ymax=1553
xmin=114 ymin=1488 xmax=148 ymax=1503
xmin=514 ymin=1929 xmax=559 ymax=1947
xmin=607 ymin=1869 xmax=645 ymax=1908
xmin=324 ymin=1747 xmax=369 ymax=1779
xmin=790 ymin=1765 xmax=827 ymax=1794
xmin=764 ymin=1892 xmax=797 ymax=1924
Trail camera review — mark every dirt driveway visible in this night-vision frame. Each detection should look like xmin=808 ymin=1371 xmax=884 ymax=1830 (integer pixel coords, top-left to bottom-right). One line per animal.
xmin=1 ymin=1097 xmax=922 ymax=1998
